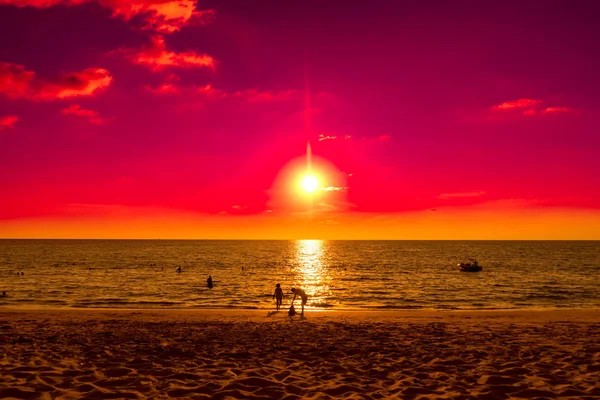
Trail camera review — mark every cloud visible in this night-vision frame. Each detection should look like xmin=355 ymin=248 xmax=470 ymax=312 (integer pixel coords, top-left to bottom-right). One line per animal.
xmin=121 ymin=35 xmax=215 ymax=70
xmin=317 ymin=133 xmax=390 ymax=142
xmin=0 ymin=0 xmax=215 ymax=33
xmin=541 ymin=107 xmax=578 ymax=114
xmin=318 ymin=134 xmax=351 ymax=142
xmin=216 ymin=204 xmax=252 ymax=215
xmin=153 ymin=82 xmax=302 ymax=107
xmin=437 ymin=191 xmax=486 ymax=200
xmin=197 ymin=85 xmax=298 ymax=101
xmin=131 ymin=2 xmax=215 ymax=33
xmin=196 ymin=83 xmax=226 ymax=97
xmin=465 ymin=198 xmax=541 ymax=210
xmin=239 ymin=89 xmax=298 ymax=102
xmin=0 ymin=62 xmax=112 ymax=101
xmin=0 ymin=115 xmax=18 ymax=130
xmin=62 ymin=104 xmax=111 ymax=124
xmin=488 ymin=98 xmax=579 ymax=119
xmin=290 ymin=199 xmax=358 ymax=217
xmin=143 ymin=82 xmax=180 ymax=94
xmin=492 ymin=98 xmax=541 ymax=111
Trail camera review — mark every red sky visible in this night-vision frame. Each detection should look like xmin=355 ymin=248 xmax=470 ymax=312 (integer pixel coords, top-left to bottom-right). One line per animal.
xmin=1 ymin=0 xmax=600 ymax=239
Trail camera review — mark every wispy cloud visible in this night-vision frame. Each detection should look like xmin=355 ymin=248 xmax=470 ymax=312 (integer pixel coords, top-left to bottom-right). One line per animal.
xmin=437 ymin=191 xmax=486 ymax=200
xmin=196 ymin=83 xmax=225 ymax=96
xmin=121 ymin=35 xmax=215 ymax=71
xmin=541 ymin=107 xmax=578 ymax=114
xmin=492 ymin=98 xmax=541 ymax=110
xmin=322 ymin=186 xmax=348 ymax=192
xmin=143 ymin=83 xmax=180 ymax=94
xmin=318 ymin=134 xmax=351 ymax=141
xmin=217 ymin=204 xmax=251 ymax=215
xmin=0 ymin=115 xmax=18 ymax=130
xmin=239 ymin=89 xmax=299 ymax=102
xmin=153 ymin=83 xmax=301 ymax=105
xmin=0 ymin=0 xmax=215 ymax=33
xmin=489 ymin=98 xmax=579 ymax=118
xmin=0 ymin=62 xmax=112 ymax=101
xmin=317 ymin=134 xmax=390 ymax=142
xmin=62 ymin=104 xmax=111 ymax=124
xmin=198 ymin=85 xmax=299 ymax=102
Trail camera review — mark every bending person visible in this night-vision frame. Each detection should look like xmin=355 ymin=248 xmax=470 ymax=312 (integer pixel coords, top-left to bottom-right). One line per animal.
xmin=290 ymin=287 xmax=308 ymax=316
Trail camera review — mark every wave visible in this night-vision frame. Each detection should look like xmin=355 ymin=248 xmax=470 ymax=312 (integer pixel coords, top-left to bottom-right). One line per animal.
xmin=370 ymin=305 xmax=425 ymax=310
xmin=521 ymin=294 xmax=571 ymax=301
xmin=340 ymin=276 xmax=394 ymax=282
xmin=310 ymin=302 xmax=335 ymax=308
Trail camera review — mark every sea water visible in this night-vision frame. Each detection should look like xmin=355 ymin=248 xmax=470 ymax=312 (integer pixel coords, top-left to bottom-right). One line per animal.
xmin=1 ymin=240 xmax=599 ymax=310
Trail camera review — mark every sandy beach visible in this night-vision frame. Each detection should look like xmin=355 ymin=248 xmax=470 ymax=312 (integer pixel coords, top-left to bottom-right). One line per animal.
xmin=1 ymin=309 xmax=600 ymax=399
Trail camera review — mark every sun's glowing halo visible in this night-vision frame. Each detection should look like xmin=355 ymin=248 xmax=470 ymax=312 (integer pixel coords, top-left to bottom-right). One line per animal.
xmin=301 ymin=174 xmax=319 ymax=193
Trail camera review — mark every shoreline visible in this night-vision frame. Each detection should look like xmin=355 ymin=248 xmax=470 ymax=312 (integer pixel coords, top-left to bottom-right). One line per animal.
xmin=3 ymin=304 xmax=600 ymax=312
xmin=3 ymin=307 xmax=600 ymax=323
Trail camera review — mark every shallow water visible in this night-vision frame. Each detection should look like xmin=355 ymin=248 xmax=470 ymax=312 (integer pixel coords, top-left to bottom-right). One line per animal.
xmin=1 ymin=240 xmax=599 ymax=310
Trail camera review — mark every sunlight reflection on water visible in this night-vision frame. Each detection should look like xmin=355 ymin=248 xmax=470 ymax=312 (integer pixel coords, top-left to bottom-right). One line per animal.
xmin=293 ymin=240 xmax=334 ymax=309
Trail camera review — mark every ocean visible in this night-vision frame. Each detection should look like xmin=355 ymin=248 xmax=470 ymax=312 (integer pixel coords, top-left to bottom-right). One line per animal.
xmin=1 ymin=240 xmax=599 ymax=311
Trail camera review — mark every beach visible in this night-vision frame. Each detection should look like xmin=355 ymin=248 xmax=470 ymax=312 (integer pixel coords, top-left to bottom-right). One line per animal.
xmin=1 ymin=309 xmax=600 ymax=399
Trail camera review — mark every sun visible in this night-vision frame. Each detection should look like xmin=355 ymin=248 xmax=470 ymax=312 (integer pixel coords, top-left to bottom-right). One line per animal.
xmin=301 ymin=174 xmax=319 ymax=193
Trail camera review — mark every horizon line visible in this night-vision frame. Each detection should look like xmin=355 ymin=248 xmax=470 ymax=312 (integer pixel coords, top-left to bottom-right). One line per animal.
xmin=1 ymin=238 xmax=599 ymax=241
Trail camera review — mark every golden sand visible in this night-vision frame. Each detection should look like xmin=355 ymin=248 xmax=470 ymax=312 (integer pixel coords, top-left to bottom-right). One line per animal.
xmin=1 ymin=309 xmax=600 ymax=399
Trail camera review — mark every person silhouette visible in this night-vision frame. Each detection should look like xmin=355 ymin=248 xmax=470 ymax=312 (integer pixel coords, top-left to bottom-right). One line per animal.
xmin=176 ymin=266 xmax=182 ymax=273
xmin=290 ymin=287 xmax=308 ymax=316
xmin=207 ymin=275 xmax=213 ymax=288
xmin=272 ymin=283 xmax=284 ymax=311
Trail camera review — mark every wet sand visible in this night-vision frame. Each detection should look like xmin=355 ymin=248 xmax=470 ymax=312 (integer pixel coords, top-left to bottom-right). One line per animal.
xmin=1 ymin=308 xmax=600 ymax=399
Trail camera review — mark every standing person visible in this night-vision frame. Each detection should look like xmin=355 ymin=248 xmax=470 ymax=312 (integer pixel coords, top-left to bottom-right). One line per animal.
xmin=207 ymin=275 xmax=213 ymax=288
xmin=290 ymin=287 xmax=308 ymax=316
xmin=272 ymin=283 xmax=284 ymax=311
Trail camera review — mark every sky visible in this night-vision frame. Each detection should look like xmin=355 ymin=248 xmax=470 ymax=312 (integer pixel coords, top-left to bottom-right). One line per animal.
xmin=1 ymin=0 xmax=600 ymax=239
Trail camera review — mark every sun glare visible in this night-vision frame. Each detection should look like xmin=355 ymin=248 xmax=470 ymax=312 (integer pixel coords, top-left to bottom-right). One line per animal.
xmin=301 ymin=175 xmax=319 ymax=193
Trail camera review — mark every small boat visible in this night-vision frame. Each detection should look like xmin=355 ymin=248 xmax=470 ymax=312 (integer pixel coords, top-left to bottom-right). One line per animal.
xmin=458 ymin=260 xmax=482 ymax=272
